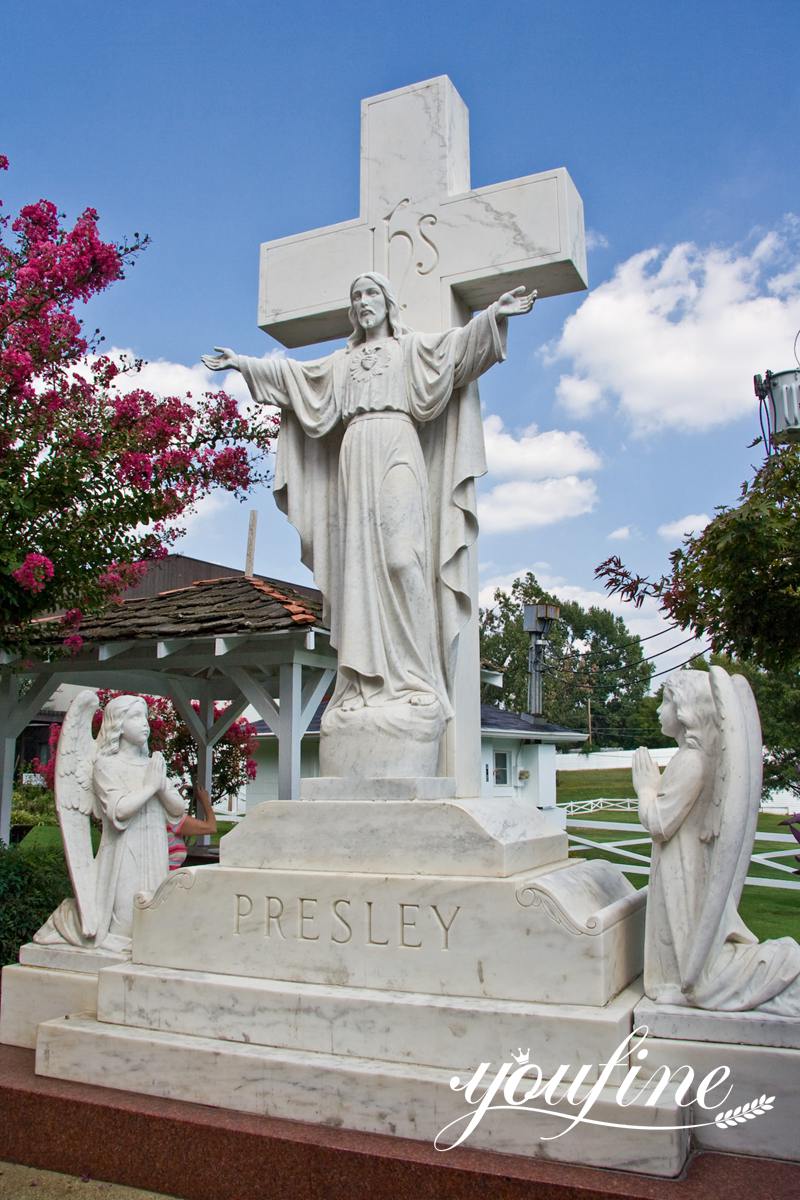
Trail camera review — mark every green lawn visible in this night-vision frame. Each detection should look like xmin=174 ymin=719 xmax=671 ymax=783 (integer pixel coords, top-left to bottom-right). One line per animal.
xmin=559 ymin=770 xmax=799 ymax=940
xmin=557 ymin=767 xmax=636 ymax=804
xmin=20 ymin=819 xmax=237 ymax=854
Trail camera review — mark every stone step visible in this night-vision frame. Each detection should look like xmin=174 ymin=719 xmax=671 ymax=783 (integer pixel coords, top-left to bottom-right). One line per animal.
xmin=96 ymin=961 xmax=643 ymax=1083
xmin=35 ymin=1014 xmax=689 ymax=1176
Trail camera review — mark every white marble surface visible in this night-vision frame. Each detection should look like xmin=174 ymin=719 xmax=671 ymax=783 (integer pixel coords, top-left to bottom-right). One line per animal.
xmin=300 ymin=777 xmax=456 ymax=801
xmin=644 ymin=1033 xmax=799 ymax=1162
xmin=220 ymin=796 xmax=568 ymax=877
xmin=258 ymin=77 xmax=587 ymax=343
xmin=131 ymin=859 xmax=642 ymax=1006
xmin=97 ymin=961 xmax=643 ymax=1084
xmin=37 ymin=1014 xmax=687 ymax=1176
xmin=0 ymin=963 xmax=97 ymax=1048
xmin=635 ymin=997 xmax=800 ymax=1050
xmin=19 ymin=941 xmax=128 ymax=974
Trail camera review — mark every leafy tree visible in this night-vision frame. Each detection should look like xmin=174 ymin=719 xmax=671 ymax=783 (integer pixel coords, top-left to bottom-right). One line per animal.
xmin=596 ymin=444 xmax=800 ymax=671
xmin=480 ymin=573 xmax=658 ymax=747
xmin=0 ymin=155 xmax=278 ymax=652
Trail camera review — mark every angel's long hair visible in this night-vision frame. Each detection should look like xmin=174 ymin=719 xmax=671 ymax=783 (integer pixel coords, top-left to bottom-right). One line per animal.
xmin=95 ymin=695 xmax=149 ymax=758
xmin=346 ymin=271 xmax=412 ymax=348
xmin=664 ymin=671 xmax=717 ymax=753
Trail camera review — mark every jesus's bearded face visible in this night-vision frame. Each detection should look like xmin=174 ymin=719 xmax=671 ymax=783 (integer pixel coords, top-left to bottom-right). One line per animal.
xmin=351 ymin=277 xmax=388 ymax=331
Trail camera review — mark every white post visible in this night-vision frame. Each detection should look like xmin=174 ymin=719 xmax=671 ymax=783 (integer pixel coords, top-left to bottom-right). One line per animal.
xmin=245 ymin=510 xmax=258 ymax=578
xmin=278 ymin=661 xmax=302 ymax=801
xmin=195 ymin=693 xmax=214 ymax=792
xmin=0 ymin=675 xmax=17 ymax=845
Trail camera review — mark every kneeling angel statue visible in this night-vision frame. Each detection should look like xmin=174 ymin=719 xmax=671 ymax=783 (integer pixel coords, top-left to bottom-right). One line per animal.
xmin=34 ymin=691 xmax=186 ymax=952
xmin=633 ymin=666 xmax=800 ymax=1016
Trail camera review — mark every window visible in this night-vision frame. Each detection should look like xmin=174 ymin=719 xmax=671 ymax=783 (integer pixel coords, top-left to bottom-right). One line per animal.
xmin=493 ymin=750 xmax=509 ymax=786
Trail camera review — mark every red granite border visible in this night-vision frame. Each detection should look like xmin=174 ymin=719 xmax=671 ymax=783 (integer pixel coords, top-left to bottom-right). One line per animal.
xmin=2 ymin=1045 xmax=798 ymax=1200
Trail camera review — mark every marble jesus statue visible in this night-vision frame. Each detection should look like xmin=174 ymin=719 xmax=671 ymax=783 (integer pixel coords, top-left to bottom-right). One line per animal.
xmin=204 ymin=273 xmax=535 ymax=779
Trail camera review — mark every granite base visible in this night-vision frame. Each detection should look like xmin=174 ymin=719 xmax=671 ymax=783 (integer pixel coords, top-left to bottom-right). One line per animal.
xmin=6 ymin=1043 xmax=800 ymax=1200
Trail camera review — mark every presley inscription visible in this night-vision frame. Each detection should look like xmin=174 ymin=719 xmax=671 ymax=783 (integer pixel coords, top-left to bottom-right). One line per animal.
xmin=234 ymin=893 xmax=461 ymax=951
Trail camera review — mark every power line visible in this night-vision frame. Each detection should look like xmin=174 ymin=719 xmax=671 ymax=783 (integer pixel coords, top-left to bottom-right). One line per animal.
xmin=650 ymin=648 xmax=712 ymax=679
xmin=542 ymin=633 xmax=700 ymax=679
xmin=550 ymin=621 xmax=681 ymax=658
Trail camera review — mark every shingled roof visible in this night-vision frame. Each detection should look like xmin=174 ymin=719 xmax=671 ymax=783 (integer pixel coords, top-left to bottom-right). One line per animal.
xmin=32 ymin=576 xmax=323 ymax=645
xmin=252 ymin=702 xmax=585 ymax=742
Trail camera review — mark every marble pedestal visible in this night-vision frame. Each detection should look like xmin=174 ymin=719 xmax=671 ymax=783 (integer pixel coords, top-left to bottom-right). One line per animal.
xmin=0 ymin=942 xmax=128 ymax=1049
xmin=634 ymin=997 xmax=800 ymax=1163
xmin=28 ymin=795 xmax=690 ymax=1175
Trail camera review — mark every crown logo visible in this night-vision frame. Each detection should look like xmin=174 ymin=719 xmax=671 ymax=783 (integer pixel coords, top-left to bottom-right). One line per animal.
xmin=511 ymin=1047 xmax=530 ymax=1065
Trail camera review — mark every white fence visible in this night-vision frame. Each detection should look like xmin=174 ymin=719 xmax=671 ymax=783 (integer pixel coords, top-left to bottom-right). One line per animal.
xmin=564 ymin=815 xmax=800 ymax=892
xmin=556 ymin=749 xmax=677 ymax=771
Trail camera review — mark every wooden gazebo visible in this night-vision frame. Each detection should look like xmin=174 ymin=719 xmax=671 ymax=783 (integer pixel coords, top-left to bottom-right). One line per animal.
xmin=0 ymin=575 xmax=335 ymax=843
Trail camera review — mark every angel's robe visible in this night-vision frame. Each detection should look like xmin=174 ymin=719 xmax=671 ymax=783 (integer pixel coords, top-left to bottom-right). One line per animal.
xmin=239 ymin=305 xmax=506 ymax=717
xmin=35 ymin=754 xmax=184 ymax=950
xmin=92 ymin=755 xmax=185 ymax=941
xmin=639 ymin=745 xmax=800 ymax=1014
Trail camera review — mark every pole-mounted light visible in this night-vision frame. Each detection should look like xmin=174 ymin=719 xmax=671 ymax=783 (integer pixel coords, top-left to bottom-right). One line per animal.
xmin=523 ymin=603 xmax=560 ymax=717
xmin=754 ymin=333 xmax=800 ymax=447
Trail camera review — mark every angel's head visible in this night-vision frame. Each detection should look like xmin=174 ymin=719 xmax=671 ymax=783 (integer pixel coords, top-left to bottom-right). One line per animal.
xmin=660 ymin=671 xmax=716 ymax=751
xmin=95 ymin=695 xmax=150 ymax=758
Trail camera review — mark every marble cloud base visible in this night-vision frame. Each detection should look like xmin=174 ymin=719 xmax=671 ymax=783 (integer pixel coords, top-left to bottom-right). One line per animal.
xmin=28 ymin=795 xmax=693 ymax=1176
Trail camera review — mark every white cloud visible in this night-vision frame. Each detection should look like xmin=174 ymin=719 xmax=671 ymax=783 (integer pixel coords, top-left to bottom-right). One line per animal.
xmin=478 ymin=477 xmax=597 ymax=533
xmin=657 ymin=512 xmax=710 ymax=540
xmin=555 ymin=375 xmax=604 ymax=418
xmin=547 ymin=220 xmax=800 ymax=434
xmin=104 ymin=348 xmax=277 ymax=409
xmin=585 ymin=229 xmax=609 ymax=251
xmin=608 ymin=525 xmax=632 ymax=540
xmin=483 ymin=414 xmax=601 ymax=479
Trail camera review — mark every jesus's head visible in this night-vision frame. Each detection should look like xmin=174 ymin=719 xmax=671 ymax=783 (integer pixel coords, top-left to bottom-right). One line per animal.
xmin=347 ymin=272 xmax=410 ymax=346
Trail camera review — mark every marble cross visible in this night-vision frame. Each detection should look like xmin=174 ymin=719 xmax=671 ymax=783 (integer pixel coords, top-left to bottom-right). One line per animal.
xmin=258 ymin=76 xmax=587 ymax=344
xmin=257 ymin=77 xmax=587 ymax=796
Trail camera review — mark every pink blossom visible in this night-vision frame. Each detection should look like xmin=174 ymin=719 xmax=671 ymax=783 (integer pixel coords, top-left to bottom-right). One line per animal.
xmin=12 ymin=552 xmax=54 ymax=594
xmin=116 ymin=451 xmax=154 ymax=489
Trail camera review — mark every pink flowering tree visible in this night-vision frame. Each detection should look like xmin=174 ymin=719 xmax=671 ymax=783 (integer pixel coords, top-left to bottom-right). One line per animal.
xmin=34 ymin=690 xmax=259 ymax=808
xmin=0 ymin=155 xmax=279 ymax=652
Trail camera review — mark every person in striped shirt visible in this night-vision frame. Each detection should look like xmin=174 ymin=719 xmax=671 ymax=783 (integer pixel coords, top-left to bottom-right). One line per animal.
xmin=167 ymin=785 xmax=217 ymax=870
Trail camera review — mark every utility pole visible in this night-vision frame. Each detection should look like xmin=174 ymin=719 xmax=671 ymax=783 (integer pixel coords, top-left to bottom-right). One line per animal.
xmin=587 ymin=695 xmax=593 ymax=745
xmin=244 ymin=511 xmax=258 ymax=578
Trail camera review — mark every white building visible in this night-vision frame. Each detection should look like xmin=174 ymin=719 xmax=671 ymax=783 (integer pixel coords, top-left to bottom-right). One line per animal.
xmin=246 ymin=702 xmax=585 ymax=811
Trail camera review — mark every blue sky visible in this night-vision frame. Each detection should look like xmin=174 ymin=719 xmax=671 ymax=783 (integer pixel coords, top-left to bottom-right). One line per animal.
xmin=4 ymin=1 xmax=799 ymax=671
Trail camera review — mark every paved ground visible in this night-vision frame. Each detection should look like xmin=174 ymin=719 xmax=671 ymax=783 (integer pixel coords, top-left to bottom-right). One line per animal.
xmin=0 ymin=1162 xmax=173 ymax=1200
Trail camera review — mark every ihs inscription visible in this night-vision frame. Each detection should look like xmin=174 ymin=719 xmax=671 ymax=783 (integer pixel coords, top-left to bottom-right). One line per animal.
xmin=234 ymin=893 xmax=461 ymax=951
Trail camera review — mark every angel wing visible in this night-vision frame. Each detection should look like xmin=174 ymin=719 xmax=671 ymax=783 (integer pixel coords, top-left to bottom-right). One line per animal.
xmin=682 ymin=666 xmax=754 ymax=990
xmin=55 ymin=690 xmax=100 ymax=938
xmin=728 ymin=673 xmax=762 ymax=906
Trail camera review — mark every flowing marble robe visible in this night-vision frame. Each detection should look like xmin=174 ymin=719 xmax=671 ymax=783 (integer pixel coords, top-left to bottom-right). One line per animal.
xmin=239 ymin=305 xmax=507 ymax=721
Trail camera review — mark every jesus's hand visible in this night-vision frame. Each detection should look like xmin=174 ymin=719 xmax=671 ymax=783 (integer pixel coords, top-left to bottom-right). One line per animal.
xmin=495 ymin=285 xmax=537 ymax=318
xmin=202 ymin=346 xmax=241 ymax=373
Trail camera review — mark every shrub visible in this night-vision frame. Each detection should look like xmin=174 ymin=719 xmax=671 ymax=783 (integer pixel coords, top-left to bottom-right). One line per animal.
xmin=11 ymin=782 xmax=57 ymax=828
xmin=0 ymin=840 xmax=72 ymax=965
